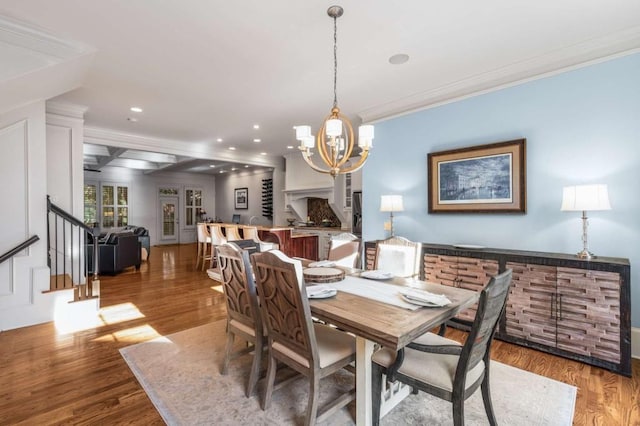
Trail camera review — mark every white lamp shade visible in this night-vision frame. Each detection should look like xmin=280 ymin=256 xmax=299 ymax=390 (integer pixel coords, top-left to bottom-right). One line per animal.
xmin=295 ymin=125 xmax=311 ymax=140
xmin=561 ymin=184 xmax=611 ymax=211
xmin=302 ymin=135 xmax=315 ymax=148
xmin=326 ymin=119 xmax=342 ymax=137
xmin=380 ymin=195 xmax=404 ymax=212
xmin=358 ymin=125 xmax=374 ymax=148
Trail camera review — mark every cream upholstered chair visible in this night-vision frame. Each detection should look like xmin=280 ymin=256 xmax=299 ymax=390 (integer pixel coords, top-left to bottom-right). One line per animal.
xmin=217 ymin=242 xmax=265 ymax=397
xmin=242 ymin=226 xmax=279 ymax=251
xmin=371 ymin=269 xmax=513 ymax=426
xmin=195 ymin=223 xmax=212 ymax=271
xmin=327 ymin=232 xmax=361 ymax=268
xmin=207 ymin=224 xmax=227 ymax=269
xmin=250 ymin=250 xmax=356 ymax=426
xmin=225 ymin=225 xmax=243 ymax=241
xmin=373 ymin=236 xmax=421 ymax=278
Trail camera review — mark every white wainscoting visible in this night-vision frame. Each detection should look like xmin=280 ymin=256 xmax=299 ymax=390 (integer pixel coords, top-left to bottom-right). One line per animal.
xmin=632 ymin=327 xmax=640 ymax=359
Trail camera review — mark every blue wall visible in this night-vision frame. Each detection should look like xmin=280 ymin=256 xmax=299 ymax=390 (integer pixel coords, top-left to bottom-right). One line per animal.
xmin=362 ymin=52 xmax=640 ymax=327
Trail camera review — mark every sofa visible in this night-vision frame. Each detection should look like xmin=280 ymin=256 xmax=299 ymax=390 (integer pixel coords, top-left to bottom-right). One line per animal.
xmin=125 ymin=225 xmax=150 ymax=259
xmin=87 ymin=232 xmax=141 ymax=274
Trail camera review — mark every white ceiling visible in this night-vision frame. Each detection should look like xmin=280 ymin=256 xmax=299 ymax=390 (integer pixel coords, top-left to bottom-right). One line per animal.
xmin=1 ymin=1 xmax=639 ymax=171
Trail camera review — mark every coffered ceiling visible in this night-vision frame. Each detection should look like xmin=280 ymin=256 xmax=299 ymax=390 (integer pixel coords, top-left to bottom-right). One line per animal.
xmin=1 ymin=1 xmax=639 ymax=172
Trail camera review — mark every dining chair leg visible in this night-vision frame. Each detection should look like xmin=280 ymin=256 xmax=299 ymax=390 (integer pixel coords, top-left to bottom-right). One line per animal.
xmin=371 ymin=363 xmax=384 ymax=426
xmin=305 ymin=373 xmax=320 ymax=426
xmin=221 ymin=331 xmax=235 ymax=375
xmin=261 ymin=354 xmax=277 ymax=410
xmin=246 ymin=337 xmax=263 ymax=397
xmin=452 ymin=396 xmax=465 ymax=426
xmin=481 ymin=369 xmax=497 ymax=426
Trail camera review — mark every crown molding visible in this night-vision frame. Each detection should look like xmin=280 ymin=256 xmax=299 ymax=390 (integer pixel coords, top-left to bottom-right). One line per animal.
xmin=359 ymin=26 xmax=640 ymax=124
xmin=0 ymin=15 xmax=94 ymax=60
xmin=46 ymin=101 xmax=88 ymax=119
xmin=83 ymin=126 xmax=282 ymax=168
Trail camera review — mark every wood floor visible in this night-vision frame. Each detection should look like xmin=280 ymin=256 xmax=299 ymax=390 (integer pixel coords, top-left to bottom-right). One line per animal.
xmin=0 ymin=244 xmax=638 ymax=425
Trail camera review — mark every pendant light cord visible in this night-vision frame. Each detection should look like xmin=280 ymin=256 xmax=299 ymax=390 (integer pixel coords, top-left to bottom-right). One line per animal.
xmin=333 ymin=14 xmax=338 ymax=109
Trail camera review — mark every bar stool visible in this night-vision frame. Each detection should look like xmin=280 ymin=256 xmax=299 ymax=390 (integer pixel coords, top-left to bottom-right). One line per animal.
xmin=195 ymin=223 xmax=212 ymax=271
xmin=208 ymin=224 xmax=227 ymax=269
xmin=242 ymin=226 xmax=279 ymax=251
xmin=225 ymin=225 xmax=243 ymax=241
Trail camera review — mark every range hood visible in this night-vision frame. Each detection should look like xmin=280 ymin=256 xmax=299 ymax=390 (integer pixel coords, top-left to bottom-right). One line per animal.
xmin=283 ymin=185 xmax=347 ymax=225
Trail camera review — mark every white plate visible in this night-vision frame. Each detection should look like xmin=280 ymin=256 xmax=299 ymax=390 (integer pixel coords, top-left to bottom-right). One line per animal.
xmin=360 ymin=270 xmax=394 ymax=280
xmin=453 ymin=244 xmax=485 ymax=249
xmin=307 ymin=289 xmax=337 ymax=299
xmin=400 ymin=294 xmax=445 ymax=307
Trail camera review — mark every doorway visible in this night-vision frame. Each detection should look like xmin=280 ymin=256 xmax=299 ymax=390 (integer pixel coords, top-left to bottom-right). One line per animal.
xmin=158 ymin=196 xmax=179 ymax=244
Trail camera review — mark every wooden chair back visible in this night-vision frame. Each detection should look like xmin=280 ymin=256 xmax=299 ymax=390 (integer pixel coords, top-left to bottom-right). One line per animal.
xmin=456 ymin=269 xmax=513 ymax=381
xmin=217 ymin=242 xmax=262 ymax=335
xmin=250 ymin=250 xmax=318 ymax=369
xmin=374 ymin=236 xmax=422 ymax=278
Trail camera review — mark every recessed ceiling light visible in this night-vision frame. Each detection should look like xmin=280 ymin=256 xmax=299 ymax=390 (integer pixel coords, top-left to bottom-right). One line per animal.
xmin=209 ymin=165 xmax=216 ymax=168
xmin=127 ymin=117 xmax=138 ymax=122
xmin=287 ymin=145 xmax=294 ymax=149
xmin=244 ymin=165 xmax=250 ymax=168
xmin=219 ymin=170 xmax=225 ymax=173
xmin=130 ymin=107 xmax=143 ymax=113
xmin=388 ymin=53 xmax=409 ymax=65
xmin=260 ymin=152 xmax=267 ymax=156
xmin=253 ymin=124 xmax=260 ymax=129
xmin=229 ymin=147 xmax=236 ymax=150
xmin=216 ymin=138 xmax=223 ymax=143
xmin=231 ymin=167 xmax=237 ymax=171
xmin=253 ymin=138 xmax=261 ymax=143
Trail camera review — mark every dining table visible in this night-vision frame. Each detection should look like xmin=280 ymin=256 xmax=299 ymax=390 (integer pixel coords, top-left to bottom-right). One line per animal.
xmin=307 ymin=270 xmax=479 ymax=426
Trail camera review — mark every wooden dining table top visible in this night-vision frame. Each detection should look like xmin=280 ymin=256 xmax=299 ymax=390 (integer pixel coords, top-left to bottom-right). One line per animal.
xmin=308 ymin=275 xmax=479 ymax=350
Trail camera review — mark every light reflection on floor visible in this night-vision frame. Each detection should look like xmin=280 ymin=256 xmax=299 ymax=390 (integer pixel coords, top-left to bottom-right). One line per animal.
xmin=93 ymin=324 xmax=161 ymax=343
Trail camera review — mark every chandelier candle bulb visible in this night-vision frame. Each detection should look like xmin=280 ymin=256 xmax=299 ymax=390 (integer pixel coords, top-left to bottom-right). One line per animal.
xmin=326 ymin=119 xmax=342 ymax=137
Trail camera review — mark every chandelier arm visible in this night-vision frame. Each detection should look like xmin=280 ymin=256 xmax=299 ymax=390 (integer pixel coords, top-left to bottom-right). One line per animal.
xmin=338 ymin=150 xmax=370 ymax=174
xmin=301 ymin=150 xmax=332 ymax=175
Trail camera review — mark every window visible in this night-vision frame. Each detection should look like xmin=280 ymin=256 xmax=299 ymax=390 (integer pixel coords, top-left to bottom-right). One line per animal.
xmin=84 ymin=183 xmax=98 ymax=226
xmin=185 ymin=188 xmax=203 ymax=227
xmin=83 ymin=182 xmax=130 ymax=229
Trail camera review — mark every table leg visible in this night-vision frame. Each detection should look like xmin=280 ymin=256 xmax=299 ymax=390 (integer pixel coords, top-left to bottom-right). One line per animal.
xmin=356 ymin=336 xmax=374 ymax=426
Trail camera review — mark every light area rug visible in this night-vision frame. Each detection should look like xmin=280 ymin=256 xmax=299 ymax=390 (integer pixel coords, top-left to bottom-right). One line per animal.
xmin=120 ymin=321 xmax=576 ymax=425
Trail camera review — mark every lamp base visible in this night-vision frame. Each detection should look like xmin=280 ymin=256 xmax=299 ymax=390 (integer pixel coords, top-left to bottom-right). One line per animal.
xmin=576 ymin=249 xmax=595 ymax=260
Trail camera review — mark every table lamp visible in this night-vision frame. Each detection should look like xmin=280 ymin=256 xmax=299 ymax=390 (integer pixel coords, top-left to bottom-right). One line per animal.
xmin=560 ymin=184 xmax=611 ymax=259
xmin=380 ymin=195 xmax=404 ymax=237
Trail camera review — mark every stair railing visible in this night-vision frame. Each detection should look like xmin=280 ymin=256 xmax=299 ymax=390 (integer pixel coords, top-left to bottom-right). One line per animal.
xmin=0 ymin=235 xmax=40 ymax=265
xmin=47 ymin=195 xmax=99 ymax=301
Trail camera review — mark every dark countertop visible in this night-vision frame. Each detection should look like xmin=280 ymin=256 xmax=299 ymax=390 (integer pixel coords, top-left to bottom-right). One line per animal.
xmin=292 ymin=226 xmax=344 ymax=231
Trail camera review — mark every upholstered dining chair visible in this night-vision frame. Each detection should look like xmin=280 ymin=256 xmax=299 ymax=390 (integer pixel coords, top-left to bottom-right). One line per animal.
xmin=242 ymin=226 xmax=279 ymax=251
xmin=371 ymin=269 xmax=513 ymax=426
xmin=217 ymin=242 xmax=265 ymax=398
xmin=225 ymin=225 xmax=243 ymax=241
xmin=373 ymin=236 xmax=422 ymax=278
xmin=327 ymin=232 xmax=361 ymax=268
xmin=195 ymin=223 xmax=212 ymax=271
xmin=250 ymin=250 xmax=356 ymax=426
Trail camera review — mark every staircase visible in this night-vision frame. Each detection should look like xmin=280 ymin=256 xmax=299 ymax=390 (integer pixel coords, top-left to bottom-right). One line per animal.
xmin=47 ymin=196 xmax=100 ymax=301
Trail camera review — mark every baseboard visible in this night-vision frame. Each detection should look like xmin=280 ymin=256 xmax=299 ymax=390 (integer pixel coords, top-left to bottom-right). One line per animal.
xmin=632 ymin=327 xmax=640 ymax=359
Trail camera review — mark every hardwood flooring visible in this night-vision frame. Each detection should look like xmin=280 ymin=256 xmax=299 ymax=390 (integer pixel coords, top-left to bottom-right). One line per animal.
xmin=0 ymin=244 xmax=638 ymax=425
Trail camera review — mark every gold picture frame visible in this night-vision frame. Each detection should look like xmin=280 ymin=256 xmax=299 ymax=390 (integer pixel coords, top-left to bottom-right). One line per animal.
xmin=428 ymin=139 xmax=526 ymax=213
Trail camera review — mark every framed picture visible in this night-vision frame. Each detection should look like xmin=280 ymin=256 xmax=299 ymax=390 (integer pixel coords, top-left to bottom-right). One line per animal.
xmin=234 ymin=187 xmax=248 ymax=210
xmin=428 ymin=139 xmax=526 ymax=213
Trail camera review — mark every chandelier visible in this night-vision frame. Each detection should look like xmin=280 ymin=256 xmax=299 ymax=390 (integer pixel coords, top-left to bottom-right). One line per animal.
xmin=294 ymin=5 xmax=374 ymax=178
